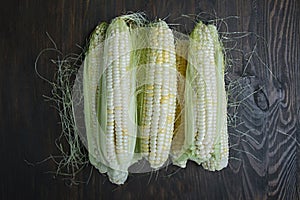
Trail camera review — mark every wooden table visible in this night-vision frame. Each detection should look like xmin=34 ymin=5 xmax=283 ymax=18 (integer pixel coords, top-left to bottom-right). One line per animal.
xmin=1 ymin=0 xmax=299 ymax=199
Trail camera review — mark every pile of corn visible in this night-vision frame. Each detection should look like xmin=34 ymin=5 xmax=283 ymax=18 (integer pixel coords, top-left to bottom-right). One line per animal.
xmin=80 ymin=14 xmax=228 ymax=185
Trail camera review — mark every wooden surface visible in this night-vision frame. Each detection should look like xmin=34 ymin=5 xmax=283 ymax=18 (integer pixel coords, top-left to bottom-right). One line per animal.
xmin=1 ymin=0 xmax=300 ymax=199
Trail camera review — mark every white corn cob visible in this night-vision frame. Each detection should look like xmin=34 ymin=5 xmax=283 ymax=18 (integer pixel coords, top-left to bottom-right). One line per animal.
xmin=191 ymin=21 xmax=218 ymax=163
xmin=83 ymin=22 xmax=108 ymax=172
xmin=98 ymin=17 xmax=137 ymax=184
xmin=202 ymin=24 xmax=228 ymax=171
xmin=189 ymin=21 xmax=228 ymax=168
xmin=140 ymin=20 xmax=177 ymax=169
xmin=175 ymin=21 xmax=228 ymax=169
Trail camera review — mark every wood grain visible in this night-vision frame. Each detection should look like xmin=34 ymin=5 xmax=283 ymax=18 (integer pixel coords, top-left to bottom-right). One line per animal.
xmin=1 ymin=0 xmax=299 ymax=199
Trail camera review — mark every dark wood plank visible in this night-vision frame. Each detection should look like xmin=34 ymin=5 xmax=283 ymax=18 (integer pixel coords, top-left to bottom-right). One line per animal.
xmin=264 ymin=0 xmax=300 ymax=199
xmin=1 ymin=0 xmax=299 ymax=199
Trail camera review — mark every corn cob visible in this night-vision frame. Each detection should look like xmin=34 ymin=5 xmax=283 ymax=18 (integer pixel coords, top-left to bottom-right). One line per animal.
xmin=97 ymin=17 xmax=137 ymax=184
xmin=83 ymin=22 xmax=108 ymax=172
xmin=189 ymin=21 xmax=228 ymax=169
xmin=174 ymin=21 xmax=228 ymax=169
xmin=202 ymin=24 xmax=228 ymax=171
xmin=140 ymin=20 xmax=177 ymax=169
xmin=190 ymin=21 xmax=218 ymax=164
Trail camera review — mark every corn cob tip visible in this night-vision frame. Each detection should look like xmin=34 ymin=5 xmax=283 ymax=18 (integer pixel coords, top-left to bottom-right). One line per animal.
xmin=88 ymin=22 xmax=108 ymax=50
